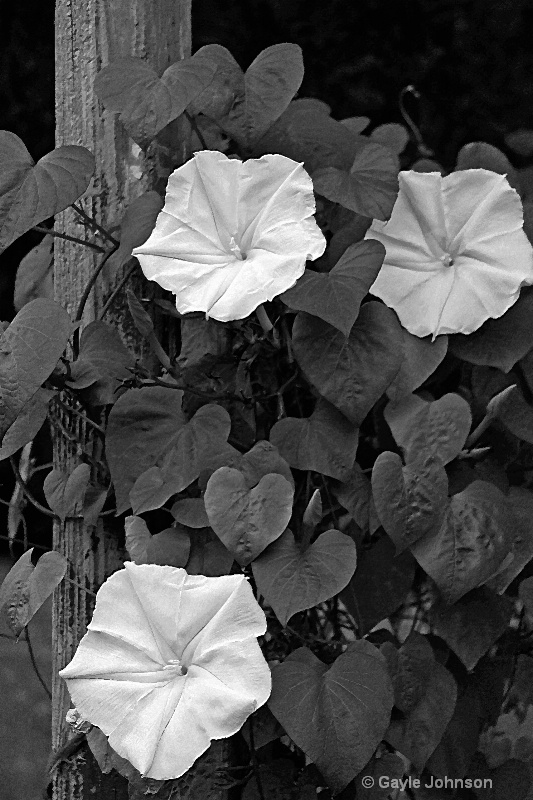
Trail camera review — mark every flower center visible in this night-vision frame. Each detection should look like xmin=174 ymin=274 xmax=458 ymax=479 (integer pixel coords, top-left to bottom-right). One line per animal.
xmin=228 ymin=236 xmax=246 ymax=261
xmin=163 ymin=658 xmax=188 ymax=677
xmin=441 ymin=252 xmax=455 ymax=267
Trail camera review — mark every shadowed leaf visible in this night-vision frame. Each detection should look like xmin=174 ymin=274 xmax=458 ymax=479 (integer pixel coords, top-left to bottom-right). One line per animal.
xmin=270 ymin=398 xmax=358 ymax=481
xmin=293 ymin=302 xmax=403 ymax=426
xmin=312 ymin=141 xmax=399 ymax=220
xmin=205 ymin=467 xmax=293 ymax=566
xmin=0 ymin=131 xmax=95 ymax=251
xmin=0 ymin=298 xmax=72 ymax=437
xmin=372 ymin=451 xmax=448 ymax=553
xmin=0 ymin=548 xmax=67 ymax=637
xmin=252 ymin=528 xmax=357 ymax=626
xmin=269 ymin=641 xmax=393 ymax=794
xmin=281 ymin=240 xmax=385 ymax=336
xmin=94 ymin=54 xmax=216 ymax=145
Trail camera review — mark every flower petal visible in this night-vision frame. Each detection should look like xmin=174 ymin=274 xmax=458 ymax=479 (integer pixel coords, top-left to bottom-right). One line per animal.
xmin=370 ymin=264 xmax=456 ymax=337
xmin=65 ymin=566 xmax=185 ymax=666
xmin=367 ymin=169 xmax=533 ymax=337
xmin=147 ymin=639 xmax=271 ymax=779
xmin=443 ymin=169 xmax=525 ymax=250
xmin=60 ymin=564 xmax=271 ymax=780
xmin=132 ymin=151 xmax=326 ymax=321
xmin=177 ymin=574 xmax=267 ymax=662
xmin=205 ymin=251 xmax=308 ymax=321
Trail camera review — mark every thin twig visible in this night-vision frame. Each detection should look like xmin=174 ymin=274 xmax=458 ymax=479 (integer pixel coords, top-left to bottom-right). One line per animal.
xmin=9 ymin=456 xmax=55 ymax=518
xmin=74 ymin=245 xmax=119 ymax=323
xmin=25 ymin=627 xmax=52 ymax=700
xmin=32 ymin=226 xmax=106 ymax=253
xmin=0 ymin=532 xmax=47 ymax=550
xmin=54 ymin=397 xmax=106 ymax=436
xmin=98 ymin=261 xmax=138 ymax=319
xmin=63 ymin=575 xmax=97 ymax=598
xmin=184 ymin=110 xmax=208 ymax=151
xmin=71 ymin=204 xmax=119 ymax=246
xmin=140 ymin=375 xmax=235 ymax=402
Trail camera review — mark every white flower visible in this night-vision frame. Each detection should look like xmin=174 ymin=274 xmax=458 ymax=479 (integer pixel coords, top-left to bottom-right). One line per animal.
xmin=59 ymin=563 xmax=271 ymax=779
xmin=132 ymin=150 xmax=326 ymax=321
xmin=366 ymin=169 xmax=533 ymax=337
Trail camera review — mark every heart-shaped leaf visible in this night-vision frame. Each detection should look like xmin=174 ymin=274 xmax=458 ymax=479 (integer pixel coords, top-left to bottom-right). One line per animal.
xmin=269 ymin=398 xmax=359 ymax=481
xmin=237 ymin=440 xmax=294 ymax=489
xmin=192 ymin=44 xmax=304 ymax=150
xmin=0 ymin=131 xmax=95 ymax=251
xmin=293 ymin=302 xmax=403 ymax=425
xmin=0 ymin=548 xmax=67 ymax=637
xmin=252 ymin=528 xmax=357 ymax=626
xmin=386 ymin=330 xmax=448 ymax=403
xmin=280 ymin=240 xmax=385 ymax=336
xmin=129 ymin=404 xmax=234 ymax=513
xmin=385 ymin=661 xmax=457 ymax=771
xmin=204 ymin=467 xmax=294 ymax=565
xmin=125 ymin=515 xmax=151 ymax=563
xmin=105 ymin=386 xmax=187 ymax=514
xmin=370 ymin=123 xmax=410 ymax=155
xmin=449 ymin=288 xmax=533 ymax=373
xmin=170 ymin=498 xmax=209 ymax=529
xmin=253 ymin=100 xmax=361 ymax=174
xmin=14 ymin=237 xmax=54 ymax=311
xmin=107 ymin=191 xmax=164 ymax=273
xmin=384 ymin=392 xmax=472 ymax=467
xmin=94 ymin=53 xmax=217 ymax=145
xmin=184 ymin=529 xmax=235 ymax=577
xmin=312 ymin=141 xmax=399 ymax=220
xmin=334 ymin=461 xmax=374 ymax=533
xmin=341 ymin=535 xmax=417 ymax=634
xmin=269 ymin=641 xmax=393 ymax=794
xmin=0 ymin=388 xmax=55 ymax=461
xmin=145 ymin=527 xmax=191 ymax=568
xmin=487 ymin=487 xmax=533 ymax=593
xmin=455 ymin=141 xmax=520 ymax=191
xmin=0 ymin=299 xmax=73 ymax=437
xmin=68 ymin=321 xmax=136 ymax=406
xmin=429 ymin=588 xmax=513 ymax=671
xmin=411 ymin=481 xmax=516 ymax=604
xmin=382 ymin=632 xmax=435 ymax=714
xmin=43 ymin=464 xmax=91 ymax=523
xmin=372 ymin=451 xmax=448 ymax=553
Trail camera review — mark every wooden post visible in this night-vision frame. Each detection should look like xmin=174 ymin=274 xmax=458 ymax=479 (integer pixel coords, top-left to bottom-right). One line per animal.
xmin=52 ymin=2 xmax=229 ymax=797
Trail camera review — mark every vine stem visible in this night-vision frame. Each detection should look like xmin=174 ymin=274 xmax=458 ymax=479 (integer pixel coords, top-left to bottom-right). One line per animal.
xmin=184 ymin=110 xmax=208 ymax=151
xmin=63 ymin=576 xmax=97 ymax=598
xmin=9 ymin=456 xmax=55 ymax=518
xmin=70 ymin=203 xmax=119 ymax=246
xmin=74 ymin=245 xmax=119 ymax=324
xmin=98 ymin=260 xmax=138 ymax=319
xmin=25 ymin=626 xmax=52 ymax=700
xmin=399 ymin=85 xmax=434 ymax=157
xmin=256 ymin=304 xmax=274 ymax=334
xmin=32 ymin=226 xmax=106 ymax=253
